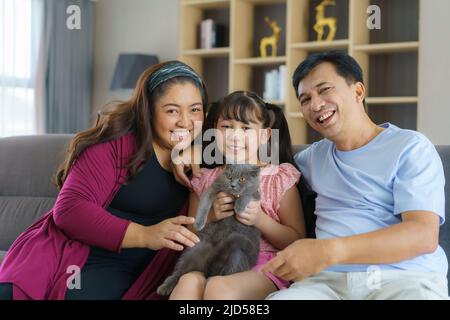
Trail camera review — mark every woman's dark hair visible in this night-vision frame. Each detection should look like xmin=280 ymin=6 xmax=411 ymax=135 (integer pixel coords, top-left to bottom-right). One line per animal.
xmin=203 ymin=91 xmax=293 ymax=165
xmin=292 ymin=50 xmax=364 ymax=98
xmin=54 ymin=61 xmax=208 ymax=189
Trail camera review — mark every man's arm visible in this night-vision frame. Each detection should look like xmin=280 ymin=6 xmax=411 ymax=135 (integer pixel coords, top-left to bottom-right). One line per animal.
xmin=262 ymin=210 xmax=440 ymax=281
xmin=332 ymin=210 xmax=439 ymax=264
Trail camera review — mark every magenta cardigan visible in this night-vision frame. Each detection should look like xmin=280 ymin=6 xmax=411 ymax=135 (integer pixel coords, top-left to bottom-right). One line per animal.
xmin=0 ymin=133 xmax=184 ymax=299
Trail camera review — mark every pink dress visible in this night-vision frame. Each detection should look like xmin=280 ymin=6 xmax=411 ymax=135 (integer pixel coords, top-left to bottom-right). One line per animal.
xmin=191 ymin=163 xmax=301 ymax=289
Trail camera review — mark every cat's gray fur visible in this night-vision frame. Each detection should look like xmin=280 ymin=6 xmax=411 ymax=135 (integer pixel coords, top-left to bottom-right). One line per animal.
xmin=157 ymin=164 xmax=261 ymax=296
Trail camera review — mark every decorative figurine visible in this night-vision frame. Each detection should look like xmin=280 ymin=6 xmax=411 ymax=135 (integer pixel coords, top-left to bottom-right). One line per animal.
xmin=313 ymin=0 xmax=337 ymax=41
xmin=260 ymin=17 xmax=281 ymax=58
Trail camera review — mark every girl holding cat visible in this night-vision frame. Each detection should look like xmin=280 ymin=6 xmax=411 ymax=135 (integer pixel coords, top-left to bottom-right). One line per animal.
xmin=169 ymin=91 xmax=306 ymax=300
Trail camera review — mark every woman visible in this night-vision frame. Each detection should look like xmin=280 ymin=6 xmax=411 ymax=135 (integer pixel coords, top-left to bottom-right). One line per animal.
xmin=0 ymin=61 xmax=207 ymax=300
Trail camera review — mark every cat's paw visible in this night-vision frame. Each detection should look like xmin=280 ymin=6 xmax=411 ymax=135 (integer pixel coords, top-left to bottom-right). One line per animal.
xmin=157 ymin=277 xmax=177 ymax=296
xmin=234 ymin=202 xmax=246 ymax=214
xmin=193 ymin=219 xmax=206 ymax=231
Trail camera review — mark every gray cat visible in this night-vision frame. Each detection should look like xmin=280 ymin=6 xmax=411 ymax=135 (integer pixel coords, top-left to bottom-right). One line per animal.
xmin=157 ymin=164 xmax=261 ymax=296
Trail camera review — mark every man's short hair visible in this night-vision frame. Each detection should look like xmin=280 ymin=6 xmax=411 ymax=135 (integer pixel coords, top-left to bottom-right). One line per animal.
xmin=292 ymin=51 xmax=364 ymax=98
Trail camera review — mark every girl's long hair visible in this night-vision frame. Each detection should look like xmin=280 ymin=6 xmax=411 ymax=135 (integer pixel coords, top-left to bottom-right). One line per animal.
xmin=54 ymin=61 xmax=208 ymax=190
xmin=203 ymin=91 xmax=293 ymax=166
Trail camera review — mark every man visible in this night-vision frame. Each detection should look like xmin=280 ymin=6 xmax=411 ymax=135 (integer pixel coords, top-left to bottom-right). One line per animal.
xmin=262 ymin=51 xmax=448 ymax=300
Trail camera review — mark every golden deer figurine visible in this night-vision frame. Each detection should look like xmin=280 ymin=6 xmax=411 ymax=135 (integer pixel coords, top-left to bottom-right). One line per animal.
xmin=259 ymin=17 xmax=281 ymax=58
xmin=313 ymin=0 xmax=337 ymax=41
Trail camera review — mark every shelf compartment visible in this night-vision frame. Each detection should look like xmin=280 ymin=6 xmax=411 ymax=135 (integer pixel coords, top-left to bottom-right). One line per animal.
xmin=368 ymin=52 xmax=418 ymax=97
xmin=234 ymin=56 xmax=286 ymax=65
xmin=182 ymin=0 xmax=230 ymax=9
xmin=291 ymin=39 xmax=349 ymax=50
xmin=180 ymin=0 xmax=230 ymax=50
xmin=367 ymin=103 xmax=417 ymax=130
xmin=203 ymin=57 xmax=230 ymax=102
xmin=368 ymin=0 xmax=419 ymax=44
xmin=353 ymin=41 xmax=419 ymax=53
xmin=365 ymin=96 xmax=418 ymax=104
xmin=241 ymin=0 xmax=286 ymax=4
xmin=252 ymin=2 xmax=287 ymax=57
xmin=308 ymin=0 xmax=349 ymax=41
xmin=182 ymin=47 xmax=230 ymax=57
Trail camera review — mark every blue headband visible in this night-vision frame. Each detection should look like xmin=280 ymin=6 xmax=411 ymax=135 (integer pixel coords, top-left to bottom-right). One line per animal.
xmin=147 ymin=61 xmax=204 ymax=97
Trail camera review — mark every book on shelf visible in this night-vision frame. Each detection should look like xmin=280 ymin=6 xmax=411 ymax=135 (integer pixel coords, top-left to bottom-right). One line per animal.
xmin=263 ymin=65 xmax=287 ymax=102
xmin=200 ymin=19 xmax=227 ymax=49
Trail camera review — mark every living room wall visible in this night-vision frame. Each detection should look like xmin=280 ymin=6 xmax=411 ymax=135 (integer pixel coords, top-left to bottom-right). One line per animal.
xmin=91 ymin=0 xmax=179 ymax=119
xmin=418 ymin=0 xmax=450 ymax=145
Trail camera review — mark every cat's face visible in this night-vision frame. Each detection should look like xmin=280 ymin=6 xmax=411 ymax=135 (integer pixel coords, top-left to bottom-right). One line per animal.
xmin=222 ymin=164 xmax=260 ymax=197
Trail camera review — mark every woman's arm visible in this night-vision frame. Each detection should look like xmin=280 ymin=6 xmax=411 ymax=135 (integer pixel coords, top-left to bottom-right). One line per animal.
xmin=52 ymin=138 xmax=133 ymax=252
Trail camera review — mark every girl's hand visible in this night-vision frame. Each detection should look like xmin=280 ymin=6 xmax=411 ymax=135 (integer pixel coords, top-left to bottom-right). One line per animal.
xmin=236 ymin=200 xmax=263 ymax=227
xmin=143 ymin=216 xmax=201 ymax=251
xmin=211 ymin=192 xmax=235 ymax=221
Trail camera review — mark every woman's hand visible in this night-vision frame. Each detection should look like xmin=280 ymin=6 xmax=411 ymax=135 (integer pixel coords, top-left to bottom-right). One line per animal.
xmin=171 ymin=161 xmax=200 ymax=189
xmin=142 ymin=216 xmax=201 ymax=251
xmin=236 ymin=200 xmax=263 ymax=227
xmin=170 ymin=145 xmax=202 ymax=189
xmin=211 ymin=192 xmax=235 ymax=221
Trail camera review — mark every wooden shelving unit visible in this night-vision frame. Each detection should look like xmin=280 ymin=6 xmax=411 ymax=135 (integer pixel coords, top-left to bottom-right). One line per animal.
xmin=181 ymin=47 xmax=231 ymax=57
xmin=234 ymin=56 xmax=287 ymax=65
xmin=179 ymin=0 xmax=421 ymax=144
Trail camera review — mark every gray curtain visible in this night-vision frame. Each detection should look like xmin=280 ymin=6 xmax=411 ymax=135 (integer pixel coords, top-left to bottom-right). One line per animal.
xmin=40 ymin=0 xmax=94 ymax=133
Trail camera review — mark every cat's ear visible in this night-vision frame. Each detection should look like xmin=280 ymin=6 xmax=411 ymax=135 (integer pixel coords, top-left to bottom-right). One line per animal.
xmin=248 ymin=166 xmax=260 ymax=176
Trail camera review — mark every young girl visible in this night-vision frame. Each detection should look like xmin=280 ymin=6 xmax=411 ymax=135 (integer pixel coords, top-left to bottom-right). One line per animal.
xmin=169 ymin=91 xmax=306 ymax=300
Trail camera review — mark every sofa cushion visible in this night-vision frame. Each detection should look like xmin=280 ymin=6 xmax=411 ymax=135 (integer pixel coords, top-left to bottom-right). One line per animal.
xmin=0 ymin=134 xmax=71 ymax=253
xmin=0 ymin=196 xmax=56 ymax=251
xmin=0 ymin=135 xmax=71 ymax=198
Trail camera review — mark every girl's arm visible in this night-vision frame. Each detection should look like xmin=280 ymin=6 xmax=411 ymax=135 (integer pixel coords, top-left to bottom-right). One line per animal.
xmin=187 ymin=191 xmax=201 ymax=233
xmin=187 ymin=191 xmax=235 ymax=234
xmin=252 ymin=186 xmax=306 ymax=250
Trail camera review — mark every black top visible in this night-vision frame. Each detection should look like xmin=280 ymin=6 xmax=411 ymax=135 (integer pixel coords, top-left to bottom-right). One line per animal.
xmin=108 ymin=151 xmax=188 ymax=226
xmin=86 ymin=152 xmax=189 ymax=275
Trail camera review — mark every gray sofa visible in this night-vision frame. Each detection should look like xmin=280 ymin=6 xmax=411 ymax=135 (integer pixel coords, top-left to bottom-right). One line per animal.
xmin=0 ymin=135 xmax=449 ymax=283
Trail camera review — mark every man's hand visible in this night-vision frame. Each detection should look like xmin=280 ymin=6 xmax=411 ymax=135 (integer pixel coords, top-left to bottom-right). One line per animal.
xmin=236 ymin=200 xmax=263 ymax=227
xmin=261 ymin=238 xmax=337 ymax=281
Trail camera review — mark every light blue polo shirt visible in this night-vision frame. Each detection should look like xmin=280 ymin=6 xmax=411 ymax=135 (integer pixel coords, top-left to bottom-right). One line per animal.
xmin=295 ymin=123 xmax=448 ymax=276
